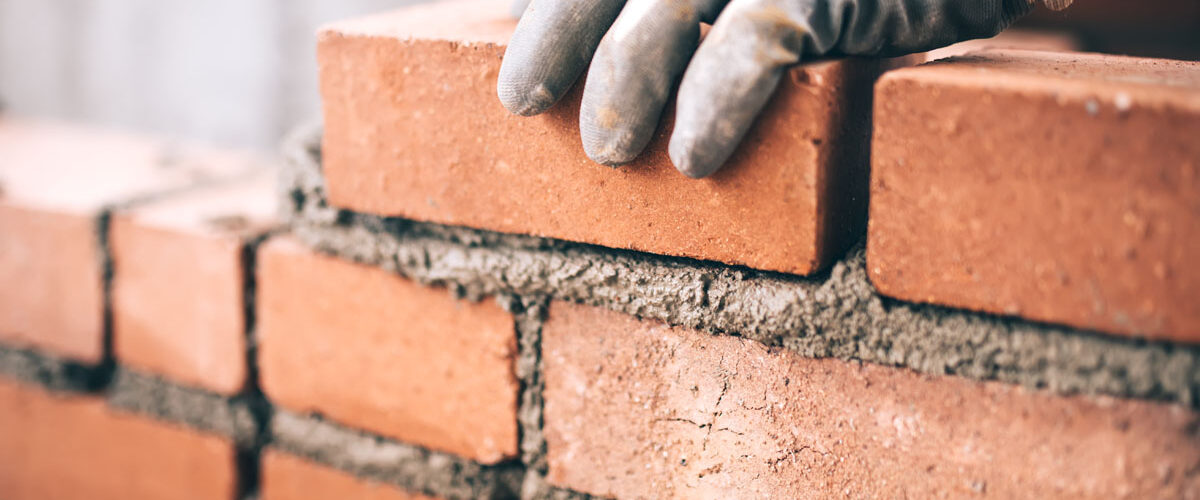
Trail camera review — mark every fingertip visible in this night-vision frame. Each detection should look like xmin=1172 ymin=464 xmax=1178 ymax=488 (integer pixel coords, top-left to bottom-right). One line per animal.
xmin=497 ymin=81 xmax=557 ymax=116
xmin=668 ymin=133 xmax=722 ymax=179
xmin=583 ymin=141 xmax=638 ymax=167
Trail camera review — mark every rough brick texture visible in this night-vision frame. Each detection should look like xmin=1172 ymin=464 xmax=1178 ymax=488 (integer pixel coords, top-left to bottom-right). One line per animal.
xmin=112 ymin=172 xmax=276 ymax=395
xmin=542 ymin=301 xmax=1200 ymax=499
xmin=261 ymin=450 xmax=437 ymax=500
xmin=257 ymin=237 xmax=519 ymax=464
xmin=317 ymin=0 xmax=914 ymax=275
xmin=0 ymin=119 xmax=257 ymax=362
xmin=0 ymin=377 xmax=238 ymax=500
xmin=870 ymin=50 xmax=1200 ymax=342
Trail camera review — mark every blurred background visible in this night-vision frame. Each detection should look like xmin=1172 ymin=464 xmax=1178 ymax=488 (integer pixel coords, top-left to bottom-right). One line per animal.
xmin=0 ymin=0 xmax=1196 ymax=152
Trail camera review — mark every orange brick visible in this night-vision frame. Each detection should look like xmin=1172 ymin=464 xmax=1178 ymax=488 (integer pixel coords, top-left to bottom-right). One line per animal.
xmin=542 ymin=302 xmax=1200 ymax=498
xmin=869 ymin=50 xmax=1200 ymax=342
xmin=0 ymin=376 xmax=238 ymax=500
xmin=317 ymin=0 xmax=913 ymax=275
xmin=261 ymin=450 xmax=437 ymax=500
xmin=0 ymin=119 xmax=258 ymax=362
xmin=112 ymin=172 xmax=277 ymax=395
xmin=257 ymin=237 xmax=519 ymax=464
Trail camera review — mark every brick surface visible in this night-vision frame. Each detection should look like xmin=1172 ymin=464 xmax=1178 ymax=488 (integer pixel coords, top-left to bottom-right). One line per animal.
xmin=318 ymin=0 xmax=914 ymax=275
xmin=0 ymin=119 xmax=258 ymax=362
xmin=542 ymin=301 xmax=1200 ymax=499
xmin=257 ymin=237 xmax=519 ymax=464
xmin=261 ymin=450 xmax=437 ymax=500
xmin=870 ymin=50 xmax=1200 ymax=342
xmin=0 ymin=376 xmax=238 ymax=500
xmin=112 ymin=172 xmax=277 ymax=395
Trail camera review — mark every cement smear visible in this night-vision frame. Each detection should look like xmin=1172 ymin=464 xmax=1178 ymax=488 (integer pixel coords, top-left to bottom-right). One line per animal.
xmin=0 ymin=345 xmax=107 ymax=393
xmin=284 ymin=125 xmax=1200 ymax=407
xmin=270 ymin=410 xmax=523 ymax=500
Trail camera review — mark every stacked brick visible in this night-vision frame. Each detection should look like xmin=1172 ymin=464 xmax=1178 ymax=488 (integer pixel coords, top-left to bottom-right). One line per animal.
xmin=2 ymin=0 xmax=1199 ymax=499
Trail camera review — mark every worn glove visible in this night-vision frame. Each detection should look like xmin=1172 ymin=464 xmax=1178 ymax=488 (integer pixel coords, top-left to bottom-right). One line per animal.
xmin=498 ymin=0 xmax=1049 ymax=178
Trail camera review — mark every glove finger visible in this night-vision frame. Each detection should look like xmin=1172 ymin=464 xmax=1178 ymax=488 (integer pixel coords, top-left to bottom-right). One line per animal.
xmin=498 ymin=0 xmax=626 ymax=116
xmin=509 ymin=0 xmax=531 ymax=19
xmin=579 ymin=0 xmax=727 ymax=165
xmin=668 ymin=0 xmax=806 ymax=178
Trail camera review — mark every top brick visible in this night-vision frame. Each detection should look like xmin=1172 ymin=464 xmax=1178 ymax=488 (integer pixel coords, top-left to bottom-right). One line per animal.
xmin=869 ymin=50 xmax=1200 ymax=342
xmin=317 ymin=0 xmax=913 ymax=275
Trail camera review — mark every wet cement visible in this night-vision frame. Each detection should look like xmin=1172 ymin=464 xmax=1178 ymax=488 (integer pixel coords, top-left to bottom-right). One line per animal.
xmin=284 ymin=125 xmax=1200 ymax=407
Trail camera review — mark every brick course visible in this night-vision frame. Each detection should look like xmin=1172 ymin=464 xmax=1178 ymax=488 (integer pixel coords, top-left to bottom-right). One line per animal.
xmin=257 ymin=237 xmax=520 ymax=464
xmin=111 ymin=172 xmax=276 ymax=395
xmin=542 ymin=301 xmax=1200 ymax=499
xmin=0 ymin=119 xmax=258 ymax=362
xmin=870 ymin=50 xmax=1200 ymax=342
xmin=317 ymin=0 xmax=913 ymax=275
xmin=0 ymin=376 xmax=238 ymax=500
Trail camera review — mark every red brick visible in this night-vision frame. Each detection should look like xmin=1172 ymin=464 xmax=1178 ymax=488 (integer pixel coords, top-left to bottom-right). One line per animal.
xmin=261 ymin=450 xmax=437 ymax=500
xmin=112 ymin=172 xmax=277 ymax=395
xmin=542 ymin=301 xmax=1200 ymax=499
xmin=869 ymin=50 xmax=1200 ymax=342
xmin=0 ymin=376 xmax=238 ymax=500
xmin=0 ymin=119 xmax=258 ymax=362
xmin=317 ymin=0 xmax=914 ymax=275
xmin=257 ymin=237 xmax=519 ymax=464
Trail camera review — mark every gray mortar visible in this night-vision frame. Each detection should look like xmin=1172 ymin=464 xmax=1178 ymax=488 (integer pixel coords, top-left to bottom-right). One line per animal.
xmin=108 ymin=368 xmax=259 ymax=447
xmin=0 ymin=345 xmax=105 ymax=393
xmin=269 ymin=410 xmax=523 ymax=500
xmin=511 ymin=302 xmax=606 ymax=500
xmin=283 ymin=125 xmax=1200 ymax=407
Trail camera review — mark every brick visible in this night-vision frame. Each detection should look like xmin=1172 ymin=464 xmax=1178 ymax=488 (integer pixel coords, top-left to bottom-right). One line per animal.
xmin=317 ymin=0 xmax=914 ymax=275
xmin=0 ymin=119 xmax=258 ymax=362
xmin=869 ymin=50 xmax=1200 ymax=342
xmin=112 ymin=172 xmax=277 ymax=395
xmin=0 ymin=376 xmax=238 ymax=500
xmin=541 ymin=301 xmax=1200 ymax=499
xmin=257 ymin=237 xmax=519 ymax=464
xmin=261 ymin=450 xmax=437 ymax=500
xmin=925 ymin=28 xmax=1079 ymax=61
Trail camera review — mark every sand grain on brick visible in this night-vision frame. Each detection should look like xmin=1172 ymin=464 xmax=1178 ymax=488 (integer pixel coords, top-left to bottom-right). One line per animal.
xmin=257 ymin=237 xmax=520 ymax=464
xmin=318 ymin=0 xmax=914 ymax=275
xmin=870 ymin=50 xmax=1200 ymax=342
xmin=0 ymin=376 xmax=238 ymax=500
xmin=542 ymin=301 xmax=1200 ymax=499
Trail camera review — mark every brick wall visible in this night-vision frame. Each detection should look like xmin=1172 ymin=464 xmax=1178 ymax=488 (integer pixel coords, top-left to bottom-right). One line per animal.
xmin=2 ymin=1 xmax=1198 ymax=499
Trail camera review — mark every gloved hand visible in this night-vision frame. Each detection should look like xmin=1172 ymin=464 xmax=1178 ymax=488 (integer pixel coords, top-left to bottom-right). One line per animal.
xmin=498 ymin=0 xmax=1058 ymax=178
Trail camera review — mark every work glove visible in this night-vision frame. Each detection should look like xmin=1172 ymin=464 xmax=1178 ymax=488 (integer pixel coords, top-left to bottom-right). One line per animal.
xmin=498 ymin=0 xmax=1057 ymax=178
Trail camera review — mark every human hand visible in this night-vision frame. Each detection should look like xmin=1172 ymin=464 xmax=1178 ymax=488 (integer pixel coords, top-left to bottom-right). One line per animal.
xmin=498 ymin=0 xmax=1046 ymax=178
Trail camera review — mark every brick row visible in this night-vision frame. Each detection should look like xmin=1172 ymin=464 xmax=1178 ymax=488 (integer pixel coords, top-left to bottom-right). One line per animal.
xmin=0 ymin=119 xmax=260 ymax=363
xmin=317 ymin=0 xmax=914 ymax=275
xmin=540 ymin=301 xmax=1200 ymax=498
